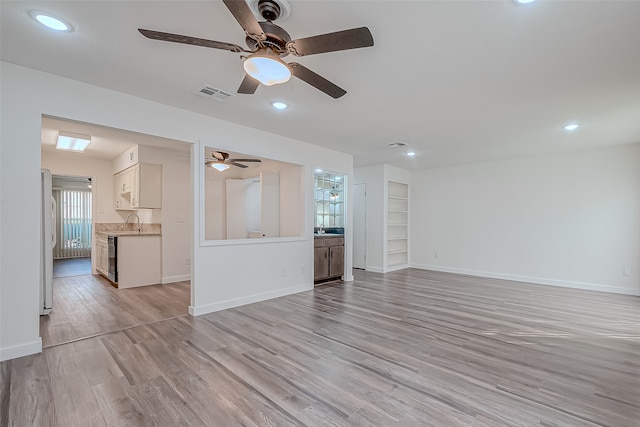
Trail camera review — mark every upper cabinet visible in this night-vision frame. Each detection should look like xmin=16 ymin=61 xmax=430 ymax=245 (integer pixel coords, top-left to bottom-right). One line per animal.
xmin=114 ymin=163 xmax=162 ymax=210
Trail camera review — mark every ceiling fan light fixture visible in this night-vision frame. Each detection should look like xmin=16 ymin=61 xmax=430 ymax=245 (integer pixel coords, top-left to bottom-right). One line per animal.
xmin=211 ymin=163 xmax=230 ymax=171
xmin=243 ymin=51 xmax=291 ymax=86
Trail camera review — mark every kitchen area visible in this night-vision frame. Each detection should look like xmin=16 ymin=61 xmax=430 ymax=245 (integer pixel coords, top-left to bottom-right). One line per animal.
xmin=314 ymin=169 xmax=345 ymax=284
xmin=95 ymin=149 xmax=164 ymax=288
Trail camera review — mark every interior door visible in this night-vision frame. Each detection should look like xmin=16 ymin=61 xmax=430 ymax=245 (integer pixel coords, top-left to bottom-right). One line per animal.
xmin=353 ymin=183 xmax=366 ymax=269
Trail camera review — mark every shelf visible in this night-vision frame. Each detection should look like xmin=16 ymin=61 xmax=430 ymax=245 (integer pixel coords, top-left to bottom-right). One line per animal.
xmin=387 ymin=237 xmax=408 ymax=241
xmin=387 ymin=250 xmax=408 ymax=255
xmin=388 ymin=209 xmax=407 ymax=213
xmin=387 ymin=196 xmax=408 ymax=200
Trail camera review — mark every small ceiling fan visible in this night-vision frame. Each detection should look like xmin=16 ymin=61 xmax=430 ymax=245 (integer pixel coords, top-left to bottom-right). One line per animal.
xmin=206 ymin=151 xmax=261 ymax=171
xmin=138 ymin=0 xmax=374 ymax=98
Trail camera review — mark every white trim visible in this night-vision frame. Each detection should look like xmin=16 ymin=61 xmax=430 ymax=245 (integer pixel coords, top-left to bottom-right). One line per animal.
xmin=0 ymin=338 xmax=42 ymax=361
xmin=385 ymin=264 xmax=409 ymax=273
xmin=411 ymin=263 xmax=640 ymax=296
xmin=189 ymin=283 xmax=311 ymax=316
xmin=342 ymin=273 xmax=354 ymax=282
xmin=162 ymin=274 xmax=190 ymax=284
xmin=366 ymin=266 xmax=385 ymax=273
xmin=200 ymin=235 xmax=306 ymax=247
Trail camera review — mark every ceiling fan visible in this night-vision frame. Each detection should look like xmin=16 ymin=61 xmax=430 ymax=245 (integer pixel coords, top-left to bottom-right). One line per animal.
xmin=206 ymin=151 xmax=261 ymax=171
xmin=138 ymin=0 xmax=374 ymax=98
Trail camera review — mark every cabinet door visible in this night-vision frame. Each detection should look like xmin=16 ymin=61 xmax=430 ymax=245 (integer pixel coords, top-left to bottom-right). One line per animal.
xmin=314 ymin=246 xmax=329 ymax=281
xmin=329 ymin=245 xmax=344 ymax=278
xmin=130 ymin=164 xmax=140 ymax=208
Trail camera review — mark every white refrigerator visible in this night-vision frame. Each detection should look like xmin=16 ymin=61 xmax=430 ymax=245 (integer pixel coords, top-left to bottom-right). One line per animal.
xmin=40 ymin=169 xmax=56 ymax=315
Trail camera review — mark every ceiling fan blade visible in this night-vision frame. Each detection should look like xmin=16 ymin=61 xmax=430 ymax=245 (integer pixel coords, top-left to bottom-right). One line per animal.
xmin=221 ymin=0 xmax=266 ymax=42
xmin=228 ymin=158 xmax=261 ymax=163
xmin=138 ymin=29 xmax=244 ymax=53
xmin=287 ymin=27 xmax=374 ymax=57
xmin=237 ymin=74 xmax=260 ymax=94
xmin=212 ymin=151 xmax=228 ymax=160
xmin=228 ymin=161 xmax=249 ymax=168
xmin=289 ymin=63 xmax=347 ymax=99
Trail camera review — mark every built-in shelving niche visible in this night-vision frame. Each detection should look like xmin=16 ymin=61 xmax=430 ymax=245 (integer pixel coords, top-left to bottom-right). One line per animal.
xmin=387 ymin=181 xmax=408 ymax=269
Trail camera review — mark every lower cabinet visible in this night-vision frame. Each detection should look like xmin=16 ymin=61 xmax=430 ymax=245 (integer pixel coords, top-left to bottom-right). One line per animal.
xmin=96 ymin=234 xmax=109 ymax=275
xmin=314 ymin=236 xmax=344 ymax=283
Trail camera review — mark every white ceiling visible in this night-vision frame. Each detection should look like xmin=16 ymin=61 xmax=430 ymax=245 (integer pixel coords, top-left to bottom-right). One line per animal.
xmin=3 ymin=1 xmax=640 ymax=168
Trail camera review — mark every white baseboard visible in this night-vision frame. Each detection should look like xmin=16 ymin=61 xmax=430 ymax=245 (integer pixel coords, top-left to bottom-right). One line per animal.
xmin=0 ymin=338 xmax=42 ymax=362
xmin=385 ymin=264 xmax=409 ymax=273
xmin=411 ymin=263 xmax=640 ymax=296
xmin=189 ymin=283 xmax=312 ymax=316
xmin=162 ymin=274 xmax=190 ymax=284
xmin=366 ymin=266 xmax=385 ymax=273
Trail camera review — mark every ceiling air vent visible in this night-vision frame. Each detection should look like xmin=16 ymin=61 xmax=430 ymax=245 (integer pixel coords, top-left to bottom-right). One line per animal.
xmin=193 ymin=84 xmax=234 ymax=102
xmin=388 ymin=142 xmax=407 ymax=148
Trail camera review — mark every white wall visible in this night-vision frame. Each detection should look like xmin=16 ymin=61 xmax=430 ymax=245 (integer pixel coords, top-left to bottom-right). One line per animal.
xmin=0 ymin=61 xmax=353 ymax=361
xmin=410 ymin=144 xmax=640 ymax=295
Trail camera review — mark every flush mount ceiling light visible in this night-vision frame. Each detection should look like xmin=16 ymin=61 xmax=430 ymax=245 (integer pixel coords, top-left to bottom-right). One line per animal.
xmin=30 ymin=11 xmax=72 ymax=32
xmin=243 ymin=49 xmax=291 ymax=86
xmin=272 ymin=101 xmax=288 ymax=110
xmin=563 ymin=123 xmax=579 ymax=131
xmin=514 ymin=0 xmax=536 ymax=4
xmin=210 ymin=163 xmax=230 ymax=171
xmin=56 ymin=131 xmax=91 ymax=152
xmin=407 ymin=152 xmax=416 ymax=157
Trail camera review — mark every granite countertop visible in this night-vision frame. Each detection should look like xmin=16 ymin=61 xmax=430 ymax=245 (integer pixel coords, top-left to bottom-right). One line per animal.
xmin=95 ymin=222 xmax=161 ymax=237
xmin=96 ymin=231 xmax=162 ymax=236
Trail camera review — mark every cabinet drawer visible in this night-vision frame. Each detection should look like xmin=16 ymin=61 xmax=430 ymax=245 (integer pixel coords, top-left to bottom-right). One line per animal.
xmin=314 ymin=237 xmax=324 ymax=247
xmin=324 ymin=237 xmax=344 ymax=247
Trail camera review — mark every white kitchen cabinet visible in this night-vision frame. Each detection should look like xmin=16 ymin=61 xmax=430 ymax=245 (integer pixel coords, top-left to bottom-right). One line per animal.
xmin=116 ymin=235 xmax=162 ymax=288
xmin=95 ymin=234 xmax=109 ymax=275
xmin=114 ymin=163 xmax=162 ymax=210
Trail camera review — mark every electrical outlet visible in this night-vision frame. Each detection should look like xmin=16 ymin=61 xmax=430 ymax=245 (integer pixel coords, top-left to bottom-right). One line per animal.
xmin=301 ymin=266 xmax=305 ymax=274
xmin=281 ymin=268 xmax=286 ymax=277
xmin=435 ymin=251 xmax=439 ymax=259
xmin=623 ymin=267 xmax=630 ymax=277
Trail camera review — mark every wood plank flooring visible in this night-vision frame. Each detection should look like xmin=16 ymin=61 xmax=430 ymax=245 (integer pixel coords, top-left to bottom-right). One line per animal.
xmin=53 ymin=257 xmax=91 ymax=278
xmin=40 ymin=274 xmax=190 ymax=348
xmin=3 ymin=269 xmax=639 ymax=426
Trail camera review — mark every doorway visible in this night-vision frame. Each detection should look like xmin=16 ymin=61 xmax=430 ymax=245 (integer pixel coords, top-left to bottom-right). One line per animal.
xmin=52 ymin=174 xmax=93 ymax=277
xmin=353 ymin=183 xmax=366 ymax=269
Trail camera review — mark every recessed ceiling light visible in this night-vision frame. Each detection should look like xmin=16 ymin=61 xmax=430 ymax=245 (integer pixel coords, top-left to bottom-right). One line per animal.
xmin=563 ymin=123 xmax=579 ymax=131
xmin=272 ymin=102 xmax=288 ymax=110
xmin=514 ymin=0 xmax=536 ymax=4
xmin=30 ymin=11 xmax=72 ymax=32
xmin=407 ymin=152 xmax=416 ymax=157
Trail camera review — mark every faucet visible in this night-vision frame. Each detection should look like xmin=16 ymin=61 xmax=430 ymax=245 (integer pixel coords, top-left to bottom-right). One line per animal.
xmin=125 ymin=213 xmax=141 ymax=233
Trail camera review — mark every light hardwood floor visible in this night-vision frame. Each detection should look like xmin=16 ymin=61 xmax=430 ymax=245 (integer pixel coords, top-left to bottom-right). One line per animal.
xmin=40 ymin=273 xmax=190 ymax=348
xmin=2 ymin=269 xmax=639 ymax=426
